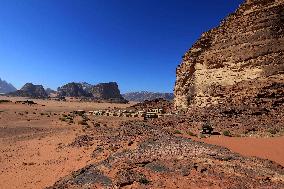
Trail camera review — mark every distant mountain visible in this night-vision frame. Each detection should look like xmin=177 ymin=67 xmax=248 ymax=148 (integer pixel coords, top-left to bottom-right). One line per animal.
xmin=45 ymin=88 xmax=56 ymax=96
xmin=92 ymin=82 xmax=127 ymax=103
xmin=9 ymin=83 xmax=47 ymax=98
xmin=57 ymin=82 xmax=93 ymax=97
xmin=0 ymin=78 xmax=17 ymax=94
xmin=57 ymin=82 xmax=128 ymax=103
xmin=122 ymin=91 xmax=174 ymax=102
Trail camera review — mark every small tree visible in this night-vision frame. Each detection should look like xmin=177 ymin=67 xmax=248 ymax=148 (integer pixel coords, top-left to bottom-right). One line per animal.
xmin=223 ymin=130 xmax=232 ymax=137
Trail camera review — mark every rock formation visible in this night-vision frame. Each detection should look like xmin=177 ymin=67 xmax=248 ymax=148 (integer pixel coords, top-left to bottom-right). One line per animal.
xmin=57 ymin=82 xmax=128 ymax=103
xmin=174 ymin=0 xmax=284 ymax=110
xmin=57 ymin=82 xmax=93 ymax=97
xmin=45 ymin=88 xmax=56 ymax=96
xmin=48 ymin=121 xmax=284 ymax=189
xmin=92 ymin=82 xmax=128 ymax=103
xmin=9 ymin=83 xmax=47 ymax=98
xmin=0 ymin=78 xmax=17 ymax=94
xmin=80 ymin=82 xmax=94 ymax=93
xmin=122 ymin=91 xmax=174 ymax=102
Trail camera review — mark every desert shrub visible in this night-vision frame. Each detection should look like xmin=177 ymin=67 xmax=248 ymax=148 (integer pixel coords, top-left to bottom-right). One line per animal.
xmin=78 ymin=120 xmax=88 ymax=125
xmin=0 ymin=100 xmax=11 ymax=103
xmin=94 ymin=122 xmax=100 ymax=127
xmin=223 ymin=130 xmax=232 ymax=137
xmin=139 ymin=177 xmax=150 ymax=185
xmin=62 ymin=114 xmax=67 ymax=117
xmin=268 ymin=129 xmax=278 ymax=135
xmin=78 ymin=112 xmax=85 ymax=116
xmin=83 ymin=124 xmax=91 ymax=129
xmin=174 ymin=130 xmax=182 ymax=134
xmin=59 ymin=117 xmax=66 ymax=121
xmin=65 ymin=116 xmax=73 ymax=120
xmin=244 ymin=128 xmax=257 ymax=134
xmin=82 ymin=116 xmax=89 ymax=121
xmin=40 ymin=113 xmax=44 ymax=116
xmin=187 ymin=131 xmax=197 ymax=137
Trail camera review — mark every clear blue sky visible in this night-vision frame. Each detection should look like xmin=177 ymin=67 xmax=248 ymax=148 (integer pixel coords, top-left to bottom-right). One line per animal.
xmin=0 ymin=0 xmax=243 ymax=93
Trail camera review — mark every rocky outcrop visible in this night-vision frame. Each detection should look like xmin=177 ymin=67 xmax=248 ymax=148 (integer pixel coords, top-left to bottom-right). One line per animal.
xmin=0 ymin=78 xmax=17 ymax=94
xmin=45 ymin=88 xmax=56 ymax=96
xmin=92 ymin=82 xmax=127 ymax=103
xmin=57 ymin=82 xmax=93 ymax=97
xmin=48 ymin=121 xmax=284 ymax=189
xmin=9 ymin=83 xmax=47 ymax=98
xmin=122 ymin=91 xmax=174 ymax=102
xmin=57 ymin=82 xmax=128 ymax=103
xmin=80 ymin=82 xmax=94 ymax=93
xmin=174 ymin=0 xmax=284 ymax=110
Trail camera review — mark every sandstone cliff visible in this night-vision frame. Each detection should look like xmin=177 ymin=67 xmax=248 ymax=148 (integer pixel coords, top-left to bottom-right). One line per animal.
xmin=92 ymin=82 xmax=127 ymax=103
xmin=9 ymin=83 xmax=47 ymax=98
xmin=174 ymin=0 xmax=284 ymax=110
xmin=57 ymin=82 xmax=128 ymax=103
xmin=57 ymin=82 xmax=93 ymax=97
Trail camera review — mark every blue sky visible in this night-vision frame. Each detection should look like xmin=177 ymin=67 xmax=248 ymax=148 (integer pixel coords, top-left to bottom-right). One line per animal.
xmin=0 ymin=0 xmax=243 ymax=93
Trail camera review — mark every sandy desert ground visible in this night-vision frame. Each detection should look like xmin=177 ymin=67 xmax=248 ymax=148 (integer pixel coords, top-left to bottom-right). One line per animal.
xmin=199 ymin=136 xmax=284 ymax=167
xmin=0 ymin=97 xmax=135 ymax=189
xmin=0 ymin=97 xmax=283 ymax=188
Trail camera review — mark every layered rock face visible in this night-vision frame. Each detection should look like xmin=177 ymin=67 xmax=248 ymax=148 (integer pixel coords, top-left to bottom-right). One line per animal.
xmin=9 ymin=83 xmax=47 ymax=98
xmin=92 ymin=82 xmax=127 ymax=103
xmin=57 ymin=82 xmax=93 ymax=97
xmin=174 ymin=0 xmax=284 ymax=110
xmin=57 ymin=82 xmax=128 ymax=103
xmin=80 ymin=82 xmax=94 ymax=93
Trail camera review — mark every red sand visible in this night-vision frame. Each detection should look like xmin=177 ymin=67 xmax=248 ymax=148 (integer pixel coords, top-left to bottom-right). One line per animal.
xmin=200 ymin=136 xmax=284 ymax=166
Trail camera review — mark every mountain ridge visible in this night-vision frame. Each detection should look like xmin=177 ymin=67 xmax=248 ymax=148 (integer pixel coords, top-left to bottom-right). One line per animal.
xmin=9 ymin=83 xmax=47 ymax=98
xmin=0 ymin=78 xmax=17 ymax=94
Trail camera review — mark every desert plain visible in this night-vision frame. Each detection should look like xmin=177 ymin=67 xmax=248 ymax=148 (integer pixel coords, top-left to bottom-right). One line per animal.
xmin=0 ymin=97 xmax=133 ymax=188
xmin=0 ymin=97 xmax=283 ymax=189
